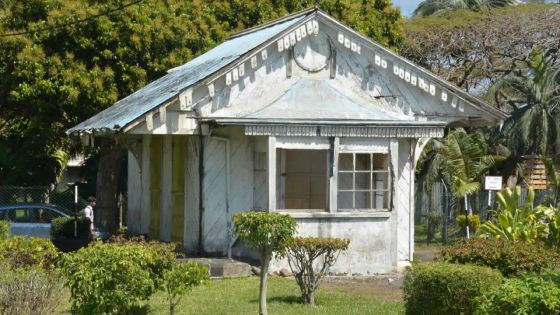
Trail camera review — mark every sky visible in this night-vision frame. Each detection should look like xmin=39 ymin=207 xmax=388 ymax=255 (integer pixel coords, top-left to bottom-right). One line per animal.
xmin=392 ymin=0 xmax=422 ymax=17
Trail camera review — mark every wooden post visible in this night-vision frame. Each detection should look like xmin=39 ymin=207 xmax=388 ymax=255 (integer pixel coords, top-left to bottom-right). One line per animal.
xmin=268 ymin=137 xmax=276 ymax=211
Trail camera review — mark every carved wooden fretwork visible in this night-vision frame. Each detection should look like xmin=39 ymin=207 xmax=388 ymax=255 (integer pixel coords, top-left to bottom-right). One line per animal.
xmin=245 ymin=125 xmax=444 ymax=138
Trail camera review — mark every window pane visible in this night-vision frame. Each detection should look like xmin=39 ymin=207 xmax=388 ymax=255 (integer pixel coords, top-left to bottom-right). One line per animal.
xmin=338 ymin=154 xmax=353 ymax=171
xmin=282 ymin=149 xmax=327 ymax=210
xmin=337 ymin=191 xmax=353 ymax=209
xmin=355 ymin=154 xmax=371 ymax=171
xmin=373 ymin=191 xmax=389 ymax=209
xmin=12 ymin=208 xmax=39 ymax=223
xmin=372 ymin=154 xmax=388 ymax=170
xmin=338 ymin=173 xmax=353 ymax=190
xmin=355 ymin=173 xmax=371 ymax=190
xmin=355 ymin=191 xmax=371 ymax=209
xmin=373 ymin=172 xmax=389 ymax=190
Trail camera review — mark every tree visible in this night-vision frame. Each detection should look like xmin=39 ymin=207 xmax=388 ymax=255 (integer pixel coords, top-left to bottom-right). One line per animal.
xmin=163 ymin=261 xmax=209 ymax=315
xmin=493 ymin=52 xmax=560 ymax=157
xmin=402 ymin=4 xmax=560 ymax=93
xmin=414 ymin=0 xmax=519 ymax=16
xmin=0 ymin=0 xmax=404 ymax=231
xmin=233 ymin=211 xmax=296 ymax=315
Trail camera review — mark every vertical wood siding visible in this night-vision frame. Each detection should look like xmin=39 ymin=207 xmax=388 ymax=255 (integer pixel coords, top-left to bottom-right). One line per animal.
xmin=150 ymin=136 xmax=162 ymax=238
xmin=171 ymin=136 xmax=186 ymax=244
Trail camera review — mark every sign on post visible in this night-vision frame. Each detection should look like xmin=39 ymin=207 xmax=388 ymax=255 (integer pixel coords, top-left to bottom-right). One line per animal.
xmin=485 ymin=176 xmax=502 ymax=191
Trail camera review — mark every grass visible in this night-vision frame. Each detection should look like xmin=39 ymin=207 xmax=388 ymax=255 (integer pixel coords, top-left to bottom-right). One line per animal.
xmin=55 ymin=277 xmax=404 ymax=315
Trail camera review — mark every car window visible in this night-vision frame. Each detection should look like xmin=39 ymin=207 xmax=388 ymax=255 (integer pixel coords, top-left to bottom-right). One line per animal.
xmin=0 ymin=209 xmax=7 ymax=221
xmin=38 ymin=208 xmax=63 ymax=223
xmin=11 ymin=208 xmax=41 ymax=223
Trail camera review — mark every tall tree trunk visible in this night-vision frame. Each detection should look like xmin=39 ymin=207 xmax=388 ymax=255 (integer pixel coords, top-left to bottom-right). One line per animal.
xmin=441 ymin=180 xmax=450 ymax=244
xmin=259 ymin=249 xmax=271 ymax=315
xmin=95 ymin=138 xmax=126 ymax=234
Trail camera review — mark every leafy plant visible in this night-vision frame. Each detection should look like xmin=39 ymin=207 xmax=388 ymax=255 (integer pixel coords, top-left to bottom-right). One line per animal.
xmin=286 ymin=237 xmax=349 ymax=305
xmin=456 ymin=215 xmax=481 ymax=235
xmin=543 ymin=158 xmax=560 ymax=207
xmin=50 ymin=216 xmax=91 ymax=240
xmin=477 ymin=273 xmax=560 ymax=315
xmin=0 ymin=236 xmax=59 ymax=270
xmin=0 ymin=262 xmax=62 ymax=315
xmin=441 ymin=238 xmax=559 ymax=277
xmin=0 ymin=221 xmax=9 ymax=241
xmin=59 ymin=241 xmax=174 ymax=314
xmin=163 ymin=261 xmax=209 ymax=315
xmin=404 ymin=262 xmax=503 ymax=315
xmin=233 ymin=211 xmax=296 ymax=315
xmin=481 ymin=186 xmax=550 ymax=241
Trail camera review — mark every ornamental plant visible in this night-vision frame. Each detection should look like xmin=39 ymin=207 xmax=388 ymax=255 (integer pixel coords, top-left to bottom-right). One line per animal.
xmin=0 ymin=221 xmax=9 ymax=240
xmin=163 ymin=261 xmax=209 ymax=315
xmin=233 ymin=211 xmax=296 ymax=315
xmin=286 ymin=237 xmax=349 ymax=305
xmin=60 ymin=241 xmax=174 ymax=314
xmin=0 ymin=236 xmax=59 ymax=270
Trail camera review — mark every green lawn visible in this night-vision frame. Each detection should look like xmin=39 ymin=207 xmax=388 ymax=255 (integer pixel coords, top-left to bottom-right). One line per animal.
xmin=55 ymin=277 xmax=404 ymax=315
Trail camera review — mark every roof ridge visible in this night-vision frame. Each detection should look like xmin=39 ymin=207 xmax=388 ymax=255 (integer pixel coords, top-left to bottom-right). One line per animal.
xmin=227 ymin=6 xmax=317 ymax=40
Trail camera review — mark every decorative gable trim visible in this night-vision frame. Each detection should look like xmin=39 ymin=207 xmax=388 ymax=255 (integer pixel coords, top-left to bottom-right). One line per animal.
xmin=245 ymin=125 xmax=444 ymax=138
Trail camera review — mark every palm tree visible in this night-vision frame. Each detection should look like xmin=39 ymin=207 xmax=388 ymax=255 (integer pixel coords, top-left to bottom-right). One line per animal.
xmin=413 ymin=0 xmax=519 ymax=16
xmin=420 ymin=129 xmax=501 ymax=239
xmin=494 ymin=52 xmax=560 ymax=157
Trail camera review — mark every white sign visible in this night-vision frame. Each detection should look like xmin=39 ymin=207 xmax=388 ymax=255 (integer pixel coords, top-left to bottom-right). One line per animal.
xmin=485 ymin=176 xmax=503 ymax=191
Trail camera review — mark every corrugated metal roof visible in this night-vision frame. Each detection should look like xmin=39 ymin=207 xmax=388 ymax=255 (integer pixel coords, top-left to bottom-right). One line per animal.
xmin=67 ymin=14 xmax=307 ymax=134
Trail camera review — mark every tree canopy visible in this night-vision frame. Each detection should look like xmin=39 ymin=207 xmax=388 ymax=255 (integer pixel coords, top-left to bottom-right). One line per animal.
xmin=413 ymin=0 xmax=519 ymax=16
xmin=0 ymin=0 xmax=404 ymax=186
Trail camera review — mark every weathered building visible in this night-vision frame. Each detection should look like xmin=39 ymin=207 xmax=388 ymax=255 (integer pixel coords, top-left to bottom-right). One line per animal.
xmin=68 ymin=8 xmax=506 ymax=274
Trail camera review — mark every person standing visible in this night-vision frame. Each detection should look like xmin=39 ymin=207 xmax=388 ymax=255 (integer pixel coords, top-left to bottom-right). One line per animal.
xmin=82 ymin=196 xmax=96 ymax=236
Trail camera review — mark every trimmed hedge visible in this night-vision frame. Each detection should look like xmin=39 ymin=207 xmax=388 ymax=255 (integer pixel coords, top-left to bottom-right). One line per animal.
xmin=404 ymin=262 xmax=503 ymax=315
xmin=477 ymin=273 xmax=560 ymax=315
xmin=0 ymin=236 xmax=60 ymax=270
xmin=441 ymin=238 xmax=559 ymax=277
xmin=50 ymin=216 xmax=91 ymax=239
xmin=0 ymin=220 xmax=9 ymax=240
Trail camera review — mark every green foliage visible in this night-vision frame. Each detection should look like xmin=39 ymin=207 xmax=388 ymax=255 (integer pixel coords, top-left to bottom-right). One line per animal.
xmin=59 ymin=241 xmax=175 ymax=314
xmin=0 ymin=261 xmax=62 ymax=315
xmin=481 ymin=186 xmax=551 ymax=242
xmin=0 ymin=236 xmax=59 ymax=270
xmin=50 ymin=216 xmax=91 ymax=239
xmin=0 ymin=221 xmax=9 ymax=241
xmin=414 ymin=0 xmax=518 ymax=16
xmin=0 ymin=0 xmax=404 ymax=186
xmin=234 ymin=211 xmax=297 ymax=256
xmin=404 ymin=262 xmax=503 ymax=315
xmin=286 ymin=237 xmax=349 ymax=305
xmin=163 ymin=261 xmax=209 ymax=315
xmin=477 ymin=273 xmax=560 ymax=315
xmin=423 ymin=211 xmax=443 ymax=243
xmin=441 ymin=238 xmax=559 ymax=277
xmin=456 ymin=214 xmax=481 ymax=234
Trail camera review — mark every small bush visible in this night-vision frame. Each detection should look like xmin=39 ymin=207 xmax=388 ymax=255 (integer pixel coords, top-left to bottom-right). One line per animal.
xmin=287 ymin=237 xmax=349 ymax=305
xmin=441 ymin=238 xmax=558 ymax=277
xmin=0 ymin=236 xmax=59 ymax=270
xmin=60 ymin=241 xmax=175 ymax=314
xmin=477 ymin=273 xmax=560 ymax=315
xmin=423 ymin=212 xmax=442 ymax=244
xmin=0 ymin=221 xmax=9 ymax=240
xmin=50 ymin=216 xmax=91 ymax=239
xmin=404 ymin=262 xmax=503 ymax=315
xmin=163 ymin=261 xmax=209 ymax=315
xmin=0 ymin=262 xmax=62 ymax=315
xmin=457 ymin=214 xmax=481 ymax=235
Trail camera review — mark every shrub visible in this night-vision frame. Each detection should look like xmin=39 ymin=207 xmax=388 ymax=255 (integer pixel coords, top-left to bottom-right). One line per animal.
xmin=0 ymin=262 xmax=62 ymax=315
xmin=477 ymin=273 xmax=560 ymax=315
xmin=0 ymin=236 xmax=59 ymax=270
xmin=286 ymin=237 xmax=349 ymax=305
xmin=50 ymin=216 xmax=91 ymax=239
xmin=163 ymin=261 xmax=209 ymax=315
xmin=234 ymin=211 xmax=296 ymax=315
xmin=106 ymin=233 xmax=182 ymax=264
xmin=404 ymin=262 xmax=503 ymax=315
xmin=457 ymin=214 xmax=481 ymax=235
xmin=59 ymin=241 xmax=175 ymax=314
xmin=441 ymin=238 xmax=558 ymax=277
xmin=0 ymin=221 xmax=9 ymax=240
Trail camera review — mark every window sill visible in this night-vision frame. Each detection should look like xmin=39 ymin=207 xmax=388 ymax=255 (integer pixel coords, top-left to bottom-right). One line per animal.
xmin=277 ymin=211 xmax=391 ymax=219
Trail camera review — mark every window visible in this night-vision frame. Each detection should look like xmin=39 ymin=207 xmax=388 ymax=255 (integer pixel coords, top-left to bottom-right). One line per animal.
xmin=278 ymin=149 xmax=328 ymax=210
xmin=337 ymin=153 xmax=389 ymax=210
xmin=9 ymin=208 xmax=62 ymax=223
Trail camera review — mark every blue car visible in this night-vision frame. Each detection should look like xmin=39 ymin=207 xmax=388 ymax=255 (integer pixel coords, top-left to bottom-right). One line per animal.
xmin=0 ymin=203 xmax=109 ymax=239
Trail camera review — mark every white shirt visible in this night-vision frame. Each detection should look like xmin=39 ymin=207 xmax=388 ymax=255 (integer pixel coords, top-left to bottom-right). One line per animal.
xmin=82 ymin=205 xmax=94 ymax=230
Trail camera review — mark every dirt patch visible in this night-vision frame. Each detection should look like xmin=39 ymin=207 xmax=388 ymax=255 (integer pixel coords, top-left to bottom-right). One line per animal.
xmin=414 ymin=246 xmax=442 ymax=262
xmin=322 ymin=277 xmax=404 ymax=302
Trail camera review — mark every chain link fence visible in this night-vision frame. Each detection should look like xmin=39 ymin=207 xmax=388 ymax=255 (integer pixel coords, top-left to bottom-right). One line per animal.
xmin=0 ymin=186 xmax=88 ymax=212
